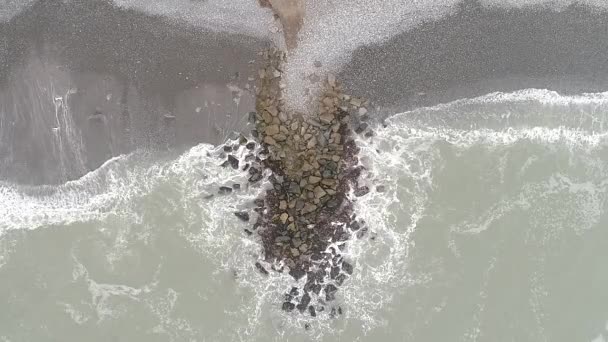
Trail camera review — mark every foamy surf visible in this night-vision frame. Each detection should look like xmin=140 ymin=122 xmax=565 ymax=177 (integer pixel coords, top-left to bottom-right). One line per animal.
xmin=1 ymin=89 xmax=607 ymax=341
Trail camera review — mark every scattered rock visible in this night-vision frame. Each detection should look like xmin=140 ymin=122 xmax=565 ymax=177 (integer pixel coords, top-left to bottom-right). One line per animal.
xmin=218 ymin=186 xmax=233 ymax=194
xmin=297 ymin=292 xmax=311 ymax=313
xmin=234 ymin=211 xmax=250 ymax=222
xmin=255 ymin=262 xmax=269 ymax=276
xmin=248 ymin=111 xmax=257 ymax=124
xmin=354 ymin=186 xmax=370 ymax=197
xmin=341 ymin=261 xmax=353 ymax=275
xmin=325 ymin=284 xmax=338 ymax=301
xmin=282 ymin=302 xmax=295 ymax=312
xmin=227 ymin=155 xmax=239 ymax=169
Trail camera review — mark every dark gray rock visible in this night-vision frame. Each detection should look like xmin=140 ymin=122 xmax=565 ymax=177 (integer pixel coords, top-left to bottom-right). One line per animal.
xmin=218 ymin=186 xmax=233 ymax=194
xmin=288 ymin=182 xmax=301 ymax=194
xmin=282 ymin=302 xmax=295 ymax=312
xmin=325 ymin=284 xmax=338 ymax=301
xmin=341 ymin=261 xmax=353 ymax=275
xmin=297 ymin=292 xmax=311 ymax=313
xmin=354 ymin=186 xmax=370 ymax=197
xmin=248 ymin=111 xmax=257 ymax=124
xmin=234 ymin=211 xmax=249 ymax=222
xmin=227 ymin=155 xmax=239 ymax=169
xmin=255 ymin=262 xmax=269 ymax=276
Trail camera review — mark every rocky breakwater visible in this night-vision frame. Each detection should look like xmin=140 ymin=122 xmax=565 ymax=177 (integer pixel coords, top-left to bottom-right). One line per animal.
xmin=243 ymin=49 xmax=373 ymax=318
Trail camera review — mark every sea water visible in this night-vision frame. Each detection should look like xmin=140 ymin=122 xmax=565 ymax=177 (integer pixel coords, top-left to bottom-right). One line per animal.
xmin=1 ymin=89 xmax=607 ymax=341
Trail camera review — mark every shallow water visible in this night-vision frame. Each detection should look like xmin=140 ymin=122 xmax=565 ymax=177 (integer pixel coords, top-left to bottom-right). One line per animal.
xmin=1 ymin=89 xmax=607 ymax=341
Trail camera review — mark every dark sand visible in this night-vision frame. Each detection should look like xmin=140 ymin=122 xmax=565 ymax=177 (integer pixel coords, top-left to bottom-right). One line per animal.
xmin=2 ymin=0 xmax=608 ymax=184
xmin=339 ymin=2 xmax=608 ymax=112
xmin=0 ymin=0 xmax=268 ymax=184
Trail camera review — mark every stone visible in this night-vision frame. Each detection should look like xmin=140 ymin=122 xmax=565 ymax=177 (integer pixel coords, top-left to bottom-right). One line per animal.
xmin=264 ymin=136 xmax=276 ymax=145
xmin=248 ymin=111 xmax=257 ymax=124
xmin=307 ymin=138 xmax=316 ymax=149
xmin=297 ymin=292 xmax=311 ymax=313
xmin=280 ymin=213 xmax=289 ymax=224
xmin=302 ymin=203 xmax=317 ymax=214
xmin=227 ymin=155 xmax=239 ymax=169
xmin=279 ymin=111 xmax=288 ymax=122
xmin=326 ymin=199 xmax=339 ymax=208
xmin=350 ymin=97 xmax=363 ymax=107
xmin=275 ymin=236 xmax=291 ymax=243
xmin=355 ymin=123 xmax=368 ymax=134
xmin=291 ymin=248 xmax=300 ymax=257
xmin=376 ymin=185 xmax=386 ymax=192
xmin=330 ymin=266 xmax=340 ymax=279
xmin=319 ymin=113 xmax=335 ymax=124
xmin=302 ymin=163 xmax=313 ymax=172
xmin=354 ymin=186 xmax=370 ymax=197
xmin=358 ymin=107 xmax=368 ymax=115
xmin=282 ymin=302 xmax=295 ymax=312
xmin=255 ymin=262 xmax=269 ymax=276
xmin=218 ymin=186 xmax=233 ymax=194
xmin=309 ymin=305 xmax=317 ymax=317
xmin=309 ymin=176 xmax=321 ymax=184
xmin=289 ymin=182 xmax=301 ymax=194
xmin=342 ymin=261 xmax=353 ymax=275
xmin=266 ymin=106 xmax=279 ymax=116
xmin=262 ymin=111 xmax=273 ymax=124
xmin=279 ymin=200 xmax=288 ymax=210
xmin=234 ymin=211 xmax=249 ymax=222
xmin=244 ymin=229 xmax=253 ymax=236
xmin=325 ymin=284 xmax=338 ymax=301
xmin=265 ymin=124 xmax=280 ymax=135
xmin=299 ymin=244 xmax=308 ymax=252
xmin=314 ymin=186 xmax=326 ymax=198
xmin=335 ymin=273 xmax=347 ymax=285
xmin=246 ymin=142 xmax=256 ymax=150
xmin=296 ymin=200 xmax=305 ymax=210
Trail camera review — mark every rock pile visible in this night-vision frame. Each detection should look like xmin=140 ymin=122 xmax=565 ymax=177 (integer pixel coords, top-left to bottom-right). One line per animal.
xmin=235 ymin=48 xmax=373 ymax=317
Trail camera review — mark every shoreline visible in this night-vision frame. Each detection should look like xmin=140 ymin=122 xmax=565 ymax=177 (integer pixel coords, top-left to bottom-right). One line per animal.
xmin=2 ymin=1 xmax=608 ymax=186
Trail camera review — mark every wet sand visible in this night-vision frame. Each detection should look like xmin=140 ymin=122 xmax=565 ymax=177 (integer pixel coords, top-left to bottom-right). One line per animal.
xmin=0 ymin=0 xmax=268 ymax=184
xmin=339 ymin=2 xmax=608 ymax=112
xmin=2 ymin=1 xmax=608 ymax=185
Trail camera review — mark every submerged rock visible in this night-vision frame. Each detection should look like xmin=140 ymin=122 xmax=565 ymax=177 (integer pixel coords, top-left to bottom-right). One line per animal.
xmin=234 ymin=211 xmax=250 ymax=222
xmin=255 ymin=262 xmax=269 ymax=276
xmin=218 ymin=186 xmax=233 ymax=194
xmin=282 ymin=302 xmax=295 ymax=312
